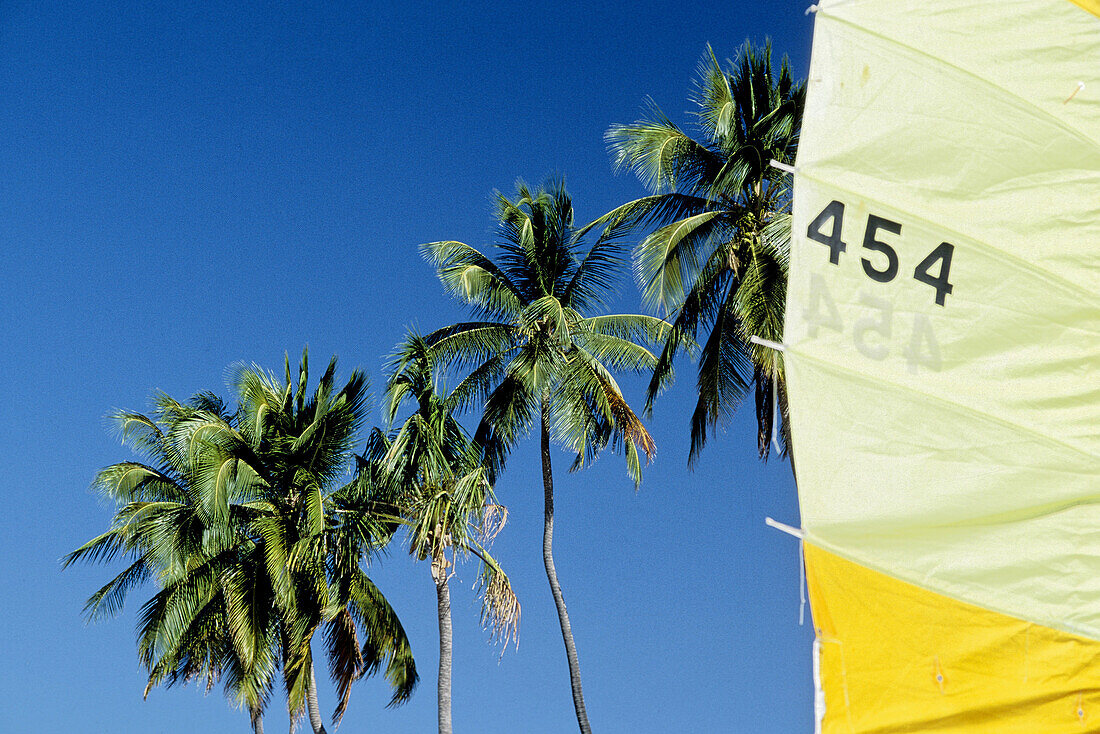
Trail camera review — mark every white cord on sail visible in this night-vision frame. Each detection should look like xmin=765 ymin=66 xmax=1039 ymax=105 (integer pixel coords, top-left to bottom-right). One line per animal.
xmin=764 ymin=518 xmax=808 ymax=625
xmin=769 ymin=159 xmax=798 ymax=175
xmin=772 ymin=374 xmax=782 ymax=456
xmin=812 ymin=638 xmax=825 ymax=734
xmin=799 ymin=537 xmax=807 ymax=626
xmin=749 ymin=335 xmax=785 ymax=352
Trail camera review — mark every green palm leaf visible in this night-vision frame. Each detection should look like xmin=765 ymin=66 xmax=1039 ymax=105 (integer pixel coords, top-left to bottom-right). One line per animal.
xmin=634 ymin=210 xmax=726 ymax=312
xmin=421 ymin=240 xmax=525 ymax=318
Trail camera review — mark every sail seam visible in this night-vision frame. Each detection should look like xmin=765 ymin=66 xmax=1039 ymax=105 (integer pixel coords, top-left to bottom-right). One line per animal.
xmin=803 ymin=538 xmax=1100 ymax=642
xmin=788 ymin=350 xmax=1097 ymax=464
xmin=817 ymin=9 xmax=1100 ymax=154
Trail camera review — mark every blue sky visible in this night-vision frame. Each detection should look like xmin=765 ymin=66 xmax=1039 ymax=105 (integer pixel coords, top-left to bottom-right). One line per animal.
xmin=0 ymin=1 xmax=816 ymax=731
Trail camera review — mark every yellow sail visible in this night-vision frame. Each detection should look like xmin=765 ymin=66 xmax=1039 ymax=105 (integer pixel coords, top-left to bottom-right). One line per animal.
xmin=785 ymin=1 xmax=1100 ymax=731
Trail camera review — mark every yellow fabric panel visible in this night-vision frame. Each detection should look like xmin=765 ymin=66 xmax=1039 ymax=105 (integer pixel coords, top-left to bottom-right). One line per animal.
xmin=806 ymin=543 xmax=1100 ymax=733
xmin=1069 ymin=0 xmax=1100 ymax=17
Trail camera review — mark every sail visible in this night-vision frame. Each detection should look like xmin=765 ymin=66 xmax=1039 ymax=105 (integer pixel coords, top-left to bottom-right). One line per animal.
xmin=784 ymin=1 xmax=1100 ymax=731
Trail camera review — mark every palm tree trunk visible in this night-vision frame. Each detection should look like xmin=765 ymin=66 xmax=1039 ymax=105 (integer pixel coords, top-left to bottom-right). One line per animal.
xmin=433 ymin=558 xmax=454 ymax=734
xmin=541 ymin=400 xmax=593 ymax=734
xmin=249 ymin=706 xmax=264 ymax=734
xmin=306 ymin=666 xmax=329 ymax=734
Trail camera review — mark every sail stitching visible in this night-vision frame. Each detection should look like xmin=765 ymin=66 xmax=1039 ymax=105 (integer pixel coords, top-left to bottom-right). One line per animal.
xmin=819 ymin=10 xmax=1100 ymax=154
xmin=790 ymin=350 xmax=1098 ymax=463
xmin=804 ymin=536 xmax=1100 ymax=643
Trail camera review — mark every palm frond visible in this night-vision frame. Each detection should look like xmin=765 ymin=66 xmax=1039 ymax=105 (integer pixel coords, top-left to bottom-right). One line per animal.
xmin=575 ymin=313 xmax=673 ymax=348
xmin=63 ymin=528 xmax=129 ymax=568
xmin=473 ymin=370 xmax=539 ymax=482
xmin=693 ymin=44 xmax=737 ymax=144
xmin=571 ymin=331 xmax=658 ymax=373
xmin=559 ymin=233 xmax=626 ymax=313
xmin=581 ymin=193 xmax=713 ymax=245
xmin=348 ymin=571 xmax=418 ymax=707
xmin=606 ymin=108 xmax=724 ymax=194
xmin=550 ymin=350 xmax=655 ymax=486
xmin=688 ymin=287 xmax=753 ymax=467
xmin=442 ymin=352 xmax=511 ymax=416
xmin=92 ymin=462 xmax=187 ymax=504
xmin=471 ymin=548 xmax=520 ymax=650
xmin=420 ymin=321 xmax=519 ymax=377
xmin=83 ymin=557 xmax=150 ymax=621
xmin=634 ymin=210 xmax=727 ymax=313
xmin=736 ymin=225 xmax=788 ymax=368
xmin=111 ymin=411 xmax=171 ymax=465
xmin=421 ymin=240 xmax=525 ymax=318
xmin=325 ymin=607 xmax=363 ymax=723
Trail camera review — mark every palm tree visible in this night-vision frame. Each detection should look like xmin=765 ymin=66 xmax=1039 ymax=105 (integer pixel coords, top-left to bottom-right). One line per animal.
xmin=66 ymin=352 xmax=418 ymax=733
xmin=196 ymin=350 xmax=418 ymax=733
xmin=64 ymin=394 xmax=280 ymax=733
xmin=419 ymin=179 xmax=667 ymax=734
xmin=600 ymin=41 xmax=804 ymax=464
xmin=372 ymin=333 xmax=519 ymax=734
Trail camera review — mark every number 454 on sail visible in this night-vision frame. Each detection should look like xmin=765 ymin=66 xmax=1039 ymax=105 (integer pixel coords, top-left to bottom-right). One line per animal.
xmin=806 ymin=199 xmax=955 ymax=307
xmin=798 ymin=198 xmax=952 ymax=374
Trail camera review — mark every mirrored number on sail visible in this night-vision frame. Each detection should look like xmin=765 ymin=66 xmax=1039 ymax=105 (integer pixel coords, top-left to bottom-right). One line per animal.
xmin=804 ymin=273 xmax=844 ymax=337
xmin=799 ymin=277 xmax=943 ymax=372
xmin=853 ymin=293 xmax=892 ymax=360
xmin=905 ymin=314 xmax=942 ymax=373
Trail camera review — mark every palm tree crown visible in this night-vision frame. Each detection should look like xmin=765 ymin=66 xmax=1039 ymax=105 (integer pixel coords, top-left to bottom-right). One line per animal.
xmin=421 ymin=179 xmax=665 ymax=481
xmin=382 ymin=333 xmax=519 ymax=648
xmin=64 ymin=393 xmax=279 ymax=732
xmin=601 ymin=41 xmax=805 ymax=463
xmin=66 ymin=352 xmax=417 ymax=733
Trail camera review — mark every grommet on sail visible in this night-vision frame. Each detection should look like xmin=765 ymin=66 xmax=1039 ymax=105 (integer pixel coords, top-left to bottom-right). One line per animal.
xmin=783 ymin=1 xmax=1100 ymax=731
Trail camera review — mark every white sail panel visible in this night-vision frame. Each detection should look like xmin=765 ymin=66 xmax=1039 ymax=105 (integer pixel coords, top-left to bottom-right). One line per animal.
xmin=787 ymin=0 xmax=1100 ymax=643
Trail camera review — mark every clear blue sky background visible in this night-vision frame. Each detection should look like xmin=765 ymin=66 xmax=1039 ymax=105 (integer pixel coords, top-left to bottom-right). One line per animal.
xmin=0 ymin=1 xmax=816 ymax=731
